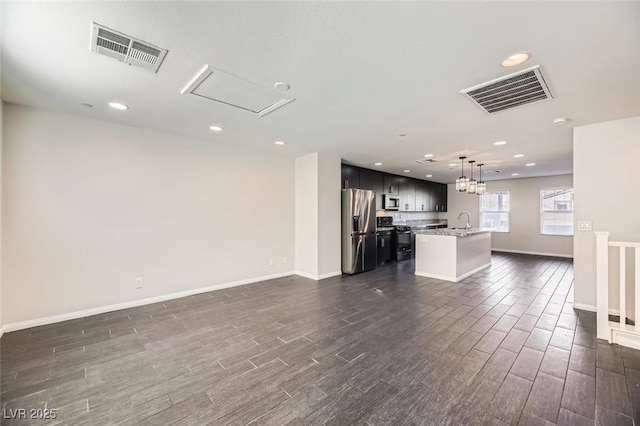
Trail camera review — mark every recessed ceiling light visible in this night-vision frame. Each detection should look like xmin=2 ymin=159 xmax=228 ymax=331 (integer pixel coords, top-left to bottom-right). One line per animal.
xmin=273 ymin=82 xmax=290 ymax=91
xmin=494 ymin=141 xmax=507 ymax=146
xmin=108 ymin=102 xmax=128 ymax=110
xmin=424 ymin=154 xmax=434 ymax=158
xmin=448 ymin=163 xmax=457 ymax=167
xmin=552 ymin=117 xmax=568 ymax=125
xmin=274 ymin=141 xmax=286 ymax=145
xmin=209 ymin=125 xmax=223 ymax=132
xmin=525 ymin=163 xmax=536 ymax=167
xmin=404 ymin=169 xmax=411 ymax=173
xmin=513 ymin=154 xmax=525 ymax=158
xmin=501 ymin=52 xmax=530 ymax=67
xmin=81 ymin=103 xmax=93 ymax=108
xmin=426 ymin=174 xmax=433 ymax=178
xmin=374 ymin=162 xmax=382 ymax=166
xmin=512 ymin=173 xmax=520 ymax=176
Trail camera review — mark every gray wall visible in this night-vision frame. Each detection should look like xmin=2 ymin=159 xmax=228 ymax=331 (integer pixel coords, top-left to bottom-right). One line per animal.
xmin=2 ymin=105 xmax=295 ymax=325
xmin=446 ymin=174 xmax=574 ymax=257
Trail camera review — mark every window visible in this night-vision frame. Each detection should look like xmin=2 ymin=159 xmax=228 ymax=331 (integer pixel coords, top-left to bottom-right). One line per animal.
xmin=540 ymin=188 xmax=574 ymax=236
xmin=480 ymin=190 xmax=510 ymax=232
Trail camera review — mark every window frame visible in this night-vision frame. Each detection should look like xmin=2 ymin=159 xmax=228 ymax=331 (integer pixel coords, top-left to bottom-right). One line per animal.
xmin=479 ymin=190 xmax=510 ymax=233
xmin=540 ymin=187 xmax=574 ymax=237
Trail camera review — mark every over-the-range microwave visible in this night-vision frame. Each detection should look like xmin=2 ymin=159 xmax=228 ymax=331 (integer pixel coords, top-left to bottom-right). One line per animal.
xmin=383 ymin=194 xmax=400 ymax=210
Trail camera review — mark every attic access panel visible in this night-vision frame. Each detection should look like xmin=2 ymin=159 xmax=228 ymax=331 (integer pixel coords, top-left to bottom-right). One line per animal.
xmin=460 ymin=65 xmax=553 ymax=114
xmin=181 ymin=65 xmax=295 ymax=116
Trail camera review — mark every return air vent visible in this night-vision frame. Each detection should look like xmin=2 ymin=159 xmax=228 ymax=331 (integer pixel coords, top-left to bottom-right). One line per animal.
xmin=484 ymin=170 xmax=502 ymax=175
xmin=415 ymin=158 xmax=437 ymax=164
xmin=90 ymin=23 xmax=168 ymax=73
xmin=460 ymin=66 xmax=553 ymax=114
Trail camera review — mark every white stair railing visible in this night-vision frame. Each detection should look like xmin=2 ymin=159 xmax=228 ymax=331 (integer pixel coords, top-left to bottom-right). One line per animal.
xmin=595 ymin=231 xmax=640 ymax=349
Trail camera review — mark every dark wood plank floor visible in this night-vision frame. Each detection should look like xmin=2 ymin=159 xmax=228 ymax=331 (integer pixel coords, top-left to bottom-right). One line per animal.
xmin=1 ymin=253 xmax=639 ymax=425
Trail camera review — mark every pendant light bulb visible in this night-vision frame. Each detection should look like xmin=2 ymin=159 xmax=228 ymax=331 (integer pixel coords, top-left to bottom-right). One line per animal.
xmin=456 ymin=156 xmax=468 ymax=192
xmin=477 ymin=163 xmax=486 ymax=195
xmin=468 ymin=160 xmax=477 ymax=194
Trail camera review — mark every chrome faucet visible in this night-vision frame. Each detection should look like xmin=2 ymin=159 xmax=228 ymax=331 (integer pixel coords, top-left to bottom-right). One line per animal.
xmin=458 ymin=211 xmax=471 ymax=230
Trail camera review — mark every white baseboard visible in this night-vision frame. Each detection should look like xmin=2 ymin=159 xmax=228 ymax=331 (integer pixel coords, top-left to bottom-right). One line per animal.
xmin=492 ymin=248 xmax=573 ymax=259
xmin=457 ymin=262 xmax=492 ymax=281
xmin=572 ymin=302 xmax=621 ymax=316
xmin=2 ymin=271 xmax=295 ymax=334
xmin=612 ymin=327 xmax=640 ymax=350
xmin=0 ymin=326 xmax=4 ymax=340
xmin=572 ymin=302 xmax=597 ymax=312
xmin=294 ymin=270 xmax=342 ymax=281
xmin=415 ymin=262 xmax=491 ymax=283
xmin=415 ymin=271 xmax=457 ymax=282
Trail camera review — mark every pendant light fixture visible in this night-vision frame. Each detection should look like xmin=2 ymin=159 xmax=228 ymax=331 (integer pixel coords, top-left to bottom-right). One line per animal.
xmin=477 ymin=163 xmax=486 ymax=195
xmin=468 ymin=160 xmax=477 ymax=194
xmin=456 ymin=156 xmax=468 ymax=192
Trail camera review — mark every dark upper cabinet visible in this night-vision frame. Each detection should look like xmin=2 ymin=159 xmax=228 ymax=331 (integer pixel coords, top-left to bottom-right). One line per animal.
xmin=415 ymin=181 xmax=430 ymax=212
xmin=359 ymin=168 xmax=384 ymax=211
xmin=399 ymin=179 xmax=415 ymax=212
xmin=428 ymin=182 xmax=447 ymax=212
xmin=383 ymin=174 xmax=400 ymax=196
xmin=342 ymin=164 xmax=359 ymax=189
xmin=358 ymin=168 xmax=382 ymax=191
xmin=340 ymin=163 xmax=446 ymax=212
xmin=436 ymin=184 xmax=448 ymax=212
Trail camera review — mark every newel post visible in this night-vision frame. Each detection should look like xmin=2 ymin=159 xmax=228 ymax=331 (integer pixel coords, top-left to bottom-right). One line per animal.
xmin=595 ymin=232 xmax=610 ymax=341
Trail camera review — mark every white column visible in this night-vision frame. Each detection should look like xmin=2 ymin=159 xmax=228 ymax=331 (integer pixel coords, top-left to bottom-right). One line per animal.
xmin=294 ymin=153 xmax=319 ymax=279
xmin=294 ymin=153 xmax=341 ymax=280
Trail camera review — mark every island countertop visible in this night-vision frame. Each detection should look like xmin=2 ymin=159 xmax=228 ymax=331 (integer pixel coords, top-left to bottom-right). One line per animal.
xmin=414 ymin=228 xmax=492 ymax=237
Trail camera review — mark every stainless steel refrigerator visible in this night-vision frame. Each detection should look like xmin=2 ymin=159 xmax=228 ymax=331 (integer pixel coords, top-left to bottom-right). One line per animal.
xmin=342 ymin=189 xmax=377 ymax=274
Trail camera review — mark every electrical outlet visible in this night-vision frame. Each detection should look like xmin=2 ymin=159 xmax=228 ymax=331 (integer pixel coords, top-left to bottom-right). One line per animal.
xmin=578 ymin=220 xmax=592 ymax=231
xmin=282 ymin=256 xmax=288 ymax=264
xmin=269 ymin=258 xmax=276 ymax=266
xmin=134 ymin=277 xmax=144 ymax=289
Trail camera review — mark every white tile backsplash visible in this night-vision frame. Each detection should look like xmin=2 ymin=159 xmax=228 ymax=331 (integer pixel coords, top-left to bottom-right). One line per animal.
xmin=376 ymin=210 xmax=443 ymax=222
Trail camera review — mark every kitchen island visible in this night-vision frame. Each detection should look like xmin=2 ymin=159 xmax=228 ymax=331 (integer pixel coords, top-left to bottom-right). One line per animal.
xmin=414 ymin=228 xmax=491 ymax=282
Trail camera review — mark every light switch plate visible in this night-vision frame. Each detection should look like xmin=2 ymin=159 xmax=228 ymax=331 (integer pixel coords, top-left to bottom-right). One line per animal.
xmin=578 ymin=220 xmax=592 ymax=231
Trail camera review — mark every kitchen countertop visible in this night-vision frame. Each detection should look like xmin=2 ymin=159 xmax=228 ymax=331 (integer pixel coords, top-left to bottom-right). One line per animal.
xmin=415 ymin=228 xmax=492 ymax=237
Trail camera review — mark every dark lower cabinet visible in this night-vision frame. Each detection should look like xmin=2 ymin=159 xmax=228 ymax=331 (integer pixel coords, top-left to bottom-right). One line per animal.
xmin=377 ymin=231 xmax=392 ymax=264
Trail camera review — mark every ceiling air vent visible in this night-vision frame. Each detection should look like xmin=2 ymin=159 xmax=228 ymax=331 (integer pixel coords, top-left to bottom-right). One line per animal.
xmin=415 ymin=158 xmax=437 ymax=164
xmin=90 ymin=23 xmax=168 ymax=73
xmin=460 ymin=65 xmax=553 ymax=114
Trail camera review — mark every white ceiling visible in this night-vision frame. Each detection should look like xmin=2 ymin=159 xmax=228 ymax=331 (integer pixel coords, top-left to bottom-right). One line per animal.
xmin=2 ymin=1 xmax=639 ymax=183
